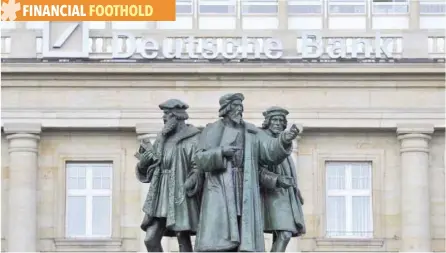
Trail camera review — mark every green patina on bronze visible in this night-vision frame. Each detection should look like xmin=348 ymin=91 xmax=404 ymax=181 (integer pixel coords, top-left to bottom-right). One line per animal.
xmin=259 ymin=106 xmax=306 ymax=252
xmin=136 ymin=95 xmax=302 ymax=252
xmin=135 ymin=99 xmax=203 ymax=252
xmin=193 ymin=93 xmax=300 ymax=252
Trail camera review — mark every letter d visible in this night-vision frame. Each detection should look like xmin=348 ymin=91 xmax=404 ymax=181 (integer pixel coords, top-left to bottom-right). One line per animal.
xmin=112 ymin=32 xmax=136 ymax=59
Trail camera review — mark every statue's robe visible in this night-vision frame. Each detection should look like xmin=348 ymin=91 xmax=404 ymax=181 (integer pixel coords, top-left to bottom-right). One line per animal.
xmin=193 ymin=119 xmax=292 ymax=252
xmin=259 ymin=129 xmax=306 ymax=237
xmin=136 ymin=125 xmax=201 ymax=236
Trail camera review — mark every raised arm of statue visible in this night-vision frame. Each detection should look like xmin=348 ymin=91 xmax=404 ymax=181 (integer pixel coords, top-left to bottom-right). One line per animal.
xmin=258 ymin=132 xmax=292 ymax=166
xmin=258 ymin=124 xmax=300 ymax=166
xmin=135 ymin=140 xmax=160 ymax=184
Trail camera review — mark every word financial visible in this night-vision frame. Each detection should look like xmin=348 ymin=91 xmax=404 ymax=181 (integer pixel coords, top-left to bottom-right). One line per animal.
xmin=112 ymin=33 xmax=393 ymax=60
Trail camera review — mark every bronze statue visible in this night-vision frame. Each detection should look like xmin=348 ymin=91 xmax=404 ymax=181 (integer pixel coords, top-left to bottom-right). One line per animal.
xmin=135 ymin=99 xmax=203 ymax=252
xmin=259 ymin=106 xmax=306 ymax=252
xmin=193 ymin=93 xmax=299 ymax=252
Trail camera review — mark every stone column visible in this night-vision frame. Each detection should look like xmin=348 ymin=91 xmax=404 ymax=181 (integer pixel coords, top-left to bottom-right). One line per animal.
xmin=278 ymin=0 xmax=288 ymax=30
xmin=135 ymin=123 xmax=167 ymax=252
xmin=3 ymin=123 xmax=41 ymax=252
xmin=409 ymin=0 xmax=420 ymax=30
xmin=397 ymin=124 xmax=434 ymax=252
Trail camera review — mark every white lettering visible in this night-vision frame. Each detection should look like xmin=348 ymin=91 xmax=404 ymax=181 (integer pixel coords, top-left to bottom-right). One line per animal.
xmin=112 ymin=32 xmax=135 ymax=59
xmin=109 ymin=33 xmax=393 ymax=60
xmin=302 ymin=33 xmax=323 ymax=58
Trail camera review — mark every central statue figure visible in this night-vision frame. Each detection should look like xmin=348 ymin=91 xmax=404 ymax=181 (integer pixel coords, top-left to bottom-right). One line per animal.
xmin=193 ymin=93 xmax=299 ymax=252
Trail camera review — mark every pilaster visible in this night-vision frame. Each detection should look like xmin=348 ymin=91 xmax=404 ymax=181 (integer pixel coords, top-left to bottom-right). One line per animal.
xmin=3 ymin=123 xmax=41 ymax=252
xmin=396 ymin=124 xmax=434 ymax=252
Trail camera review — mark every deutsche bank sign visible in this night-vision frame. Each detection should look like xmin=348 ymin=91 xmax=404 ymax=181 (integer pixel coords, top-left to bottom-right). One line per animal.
xmin=112 ymin=32 xmax=394 ymax=60
xmin=40 ymin=21 xmax=394 ymax=59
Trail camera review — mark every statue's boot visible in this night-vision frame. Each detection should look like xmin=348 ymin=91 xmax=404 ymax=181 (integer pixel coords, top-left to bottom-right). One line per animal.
xmin=270 ymin=231 xmax=292 ymax=252
xmin=144 ymin=218 xmax=166 ymax=252
xmin=177 ymin=232 xmax=193 ymax=252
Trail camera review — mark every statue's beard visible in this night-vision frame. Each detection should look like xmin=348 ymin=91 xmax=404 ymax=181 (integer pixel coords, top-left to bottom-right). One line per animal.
xmin=162 ymin=118 xmax=178 ymax=136
xmin=228 ymin=111 xmax=243 ymax=125
xmin=270 ymin=125 xmax=284 ymax=136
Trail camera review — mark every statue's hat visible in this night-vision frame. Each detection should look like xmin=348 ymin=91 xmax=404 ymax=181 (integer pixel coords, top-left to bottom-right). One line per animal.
xmin=262 ymin=106 xmax=289 ymax=118
xmin=159 ymin=99 xmax=189 ymax=111
xmin=218 ymin=93 xmax=245 ymax=112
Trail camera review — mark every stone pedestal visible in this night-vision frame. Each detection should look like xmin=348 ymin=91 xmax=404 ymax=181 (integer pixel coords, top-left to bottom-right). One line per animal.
xmin=397 ymin=124 xmax=434 ymax=252
xmin=4 ymin=123 xmax=41 ymax=252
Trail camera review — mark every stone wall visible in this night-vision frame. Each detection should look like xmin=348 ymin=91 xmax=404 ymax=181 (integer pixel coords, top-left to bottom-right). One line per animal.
xmin=2 ymin=63 xmax=445 ymax=129
xmin=1 ymin=63 xmax=444 ymax=251
xmin=1 ymin=129 xmax=444 ymax=252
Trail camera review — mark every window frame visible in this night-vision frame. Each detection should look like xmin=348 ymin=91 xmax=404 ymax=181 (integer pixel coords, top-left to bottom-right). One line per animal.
xmin=198 ymin=0 xmax=237 ymax=15
xmin=177 ymin=0 xmax=194 ymax=15
xmin=325 ymin=161 xmax=373 ymax=239
xmin=54 ymin=152 xmax=123 ymax=241
xmin=65 ymin=162 xmax=113 ymax=239
xmin=287 ymin=0 xmax=323 ymax=15
xmin=314 ymin=150 xmax=384 ymax=242
xmin=372 ymin=0 xmax=410 ymax=14
xmin=241 ymin=0 xmax=279 ymax=15
xmin=327 ymin=0 xmax=367 ymax=15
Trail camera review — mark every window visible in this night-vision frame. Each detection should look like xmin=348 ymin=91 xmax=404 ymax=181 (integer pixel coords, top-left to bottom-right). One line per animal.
xmin=88 ymin=21 xmax=107 ymax=29
xmin=420 ymin=0 xmax=446 ymax=14
xmin=112 ymin=22 xmax=148 ymax=29
xmin=372 ymin=0 xmax=409 ymax=14
xmin=288 ymin=0 xmax=322 ymax=14
xmin=26 ymin=21 xmax=45 ymax=29
xmin=199 ymin=0 xmax=236 ymax=14
xmin=66 ymin=162 xmax=112 ymax=238
xmin=242 ymin=0 xmax=278 ymax=14
xmin=325 ymin=161 xmax=373 ymax=238
xmin=177 ymin=0 xmax=194 ymax=14
xmin=0 ymin=21 xmax=16 ymax=29
xmin=328 ymin=0 xmax=366 ymax=14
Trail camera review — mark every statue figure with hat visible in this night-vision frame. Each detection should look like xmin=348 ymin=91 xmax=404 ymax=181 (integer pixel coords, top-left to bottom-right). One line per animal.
xmin=135 ymin=99 xmax=203 ymax=252
xmin=193 ymin=93 xmax=299 ymax=252
xmin=259 ymin=106 xmax=306 ymax=252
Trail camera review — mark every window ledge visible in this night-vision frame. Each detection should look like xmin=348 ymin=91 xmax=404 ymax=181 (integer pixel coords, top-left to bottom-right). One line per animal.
xmin=316 ymin=238 xmax=385 ymax=248
xmin=53 ymin=238 xmax=123 ymax=252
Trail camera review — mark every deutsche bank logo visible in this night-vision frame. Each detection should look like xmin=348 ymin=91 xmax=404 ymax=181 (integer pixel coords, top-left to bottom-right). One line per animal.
xmin=42 ymin=22 xmax=89 ymax=58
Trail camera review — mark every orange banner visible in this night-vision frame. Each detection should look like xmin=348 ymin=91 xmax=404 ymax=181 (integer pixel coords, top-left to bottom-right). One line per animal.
xmin=0 ymin=0 xmax=176 ymax=21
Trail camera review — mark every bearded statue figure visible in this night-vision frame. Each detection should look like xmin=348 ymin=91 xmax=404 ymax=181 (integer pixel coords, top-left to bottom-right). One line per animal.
xmin=135 ymin=99 xmax=203 ymax=252
xmin=259 ymin=106 xmax=306 ymax=252
xmin=193 ymin=93 xmax=299 ymax=252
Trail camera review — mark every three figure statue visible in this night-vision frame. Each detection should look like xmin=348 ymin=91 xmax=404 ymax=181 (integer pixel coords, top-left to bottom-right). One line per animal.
xmin=135 ymin=93 xmax=305 ymax=252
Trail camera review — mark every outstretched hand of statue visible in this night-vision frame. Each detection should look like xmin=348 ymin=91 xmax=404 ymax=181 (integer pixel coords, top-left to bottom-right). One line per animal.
xmin=222 ymin=146 xmax=241 ymax=158
xmin=283 ymin=124 xmax=301 ymax=143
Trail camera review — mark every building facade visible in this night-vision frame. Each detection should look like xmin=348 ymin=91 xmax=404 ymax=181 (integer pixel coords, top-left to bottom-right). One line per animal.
xmin=1 ymin=0 xmax=445 ymax=252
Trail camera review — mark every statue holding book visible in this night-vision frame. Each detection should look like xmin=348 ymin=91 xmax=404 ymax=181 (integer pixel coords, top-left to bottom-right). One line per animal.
xmin=135 ymin=99 xmax=203 ymax=252
xmin=135 ymin=94 xmax=305 ymax=253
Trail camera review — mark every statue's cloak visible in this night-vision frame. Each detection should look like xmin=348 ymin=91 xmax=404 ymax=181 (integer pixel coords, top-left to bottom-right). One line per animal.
xmin=193 ymin=119 xmax=292 ymax=252
xmin=259 ymin=129 xmax=306 ymax=237
xmin=136 ymin=125 xmax=201 ymax=236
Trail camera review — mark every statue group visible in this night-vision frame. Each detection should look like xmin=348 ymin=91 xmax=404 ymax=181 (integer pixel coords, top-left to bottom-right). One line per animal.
xmin=135 ymin=93 xmax=306 ymax=252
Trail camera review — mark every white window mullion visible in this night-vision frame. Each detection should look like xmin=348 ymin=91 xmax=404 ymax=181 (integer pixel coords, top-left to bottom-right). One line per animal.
xmin=345 ymin=164 xmax=352 ymax=236
xmin=86 ymin=167 xmax=93 ymax=237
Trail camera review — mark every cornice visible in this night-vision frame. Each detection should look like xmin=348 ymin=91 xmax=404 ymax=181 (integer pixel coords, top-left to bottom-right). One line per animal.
xmin=2 ymin=107 xmax=444 ymax=130
xmin=1 ymin=62 xmax=445 ymax=76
